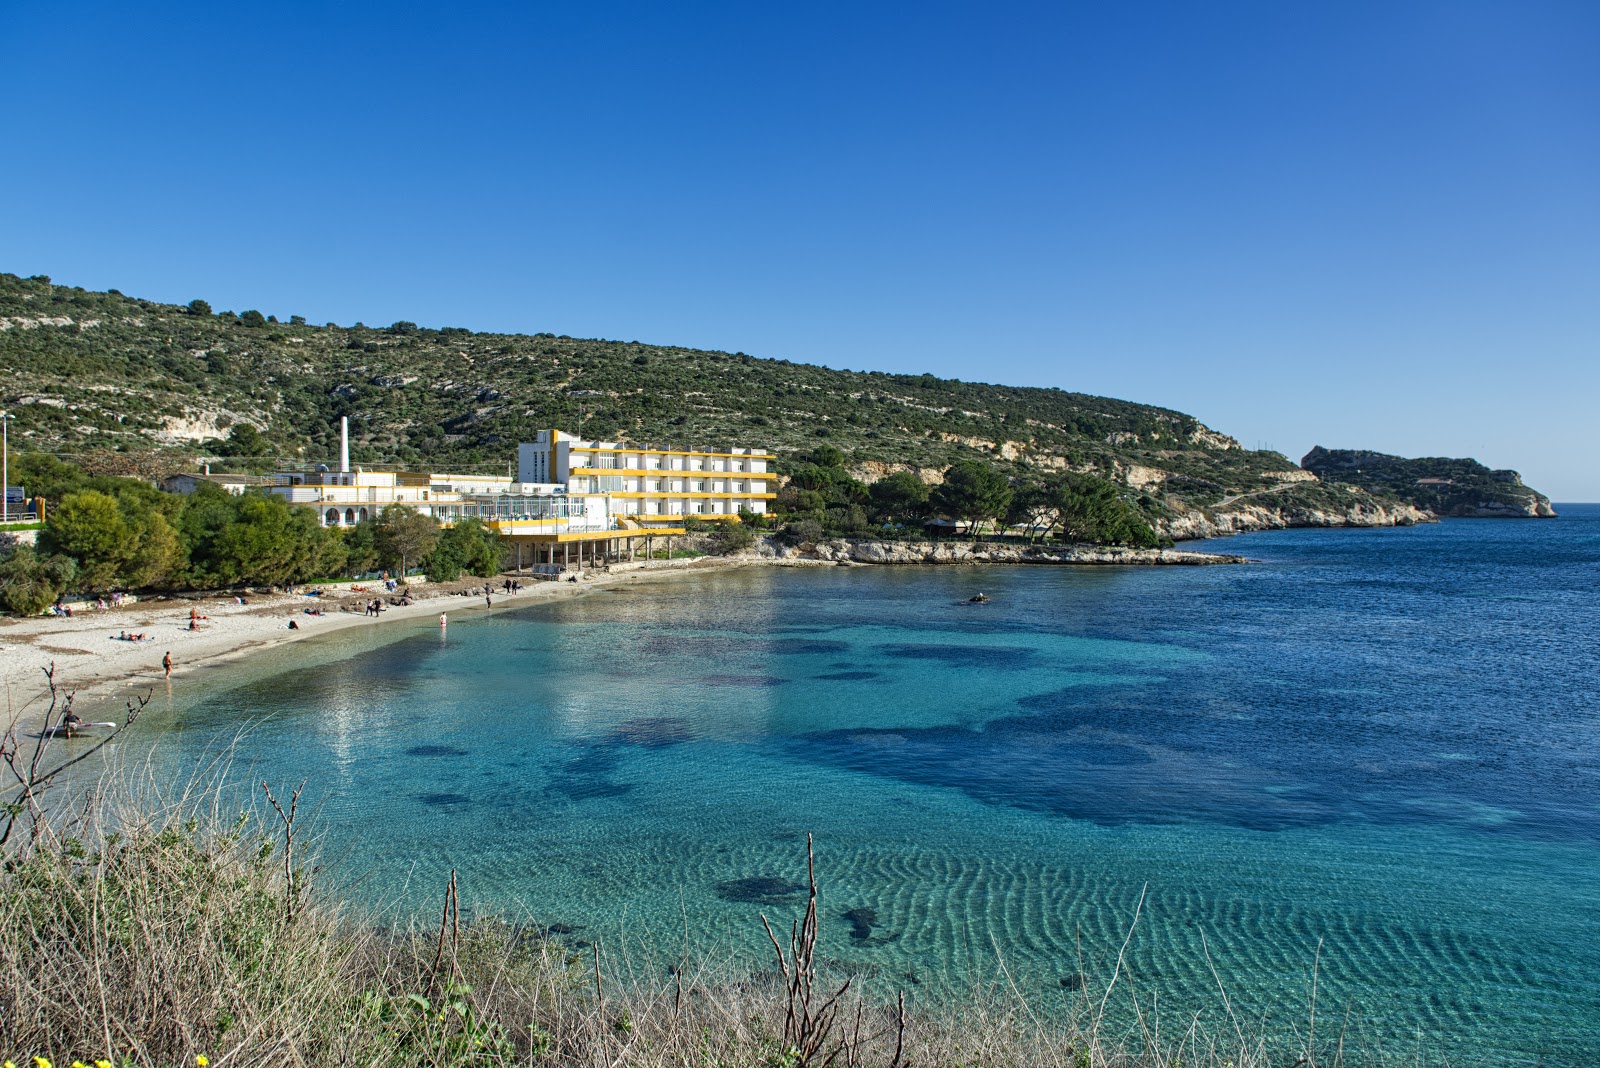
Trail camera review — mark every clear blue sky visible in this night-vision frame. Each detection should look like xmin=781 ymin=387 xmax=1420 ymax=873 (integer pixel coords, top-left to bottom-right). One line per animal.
xmin=4 ymin=2 xmax=1597 ymax=498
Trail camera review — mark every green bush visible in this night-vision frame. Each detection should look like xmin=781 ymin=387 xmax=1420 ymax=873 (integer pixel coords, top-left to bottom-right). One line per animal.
xmin=0 ymin=541 xmax=78 ymax=613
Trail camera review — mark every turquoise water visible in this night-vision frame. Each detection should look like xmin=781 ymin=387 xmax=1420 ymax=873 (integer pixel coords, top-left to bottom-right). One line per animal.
xmin=122 ymin=509 xmax=1600 ymax=1064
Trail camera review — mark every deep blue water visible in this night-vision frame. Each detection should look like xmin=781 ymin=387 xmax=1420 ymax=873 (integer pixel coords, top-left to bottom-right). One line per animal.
xmin=122 ymin=508 xmax=1600 ymax=1065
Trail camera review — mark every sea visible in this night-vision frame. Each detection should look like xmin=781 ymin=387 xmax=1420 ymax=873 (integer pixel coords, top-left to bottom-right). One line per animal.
xmin=108 ymin=506 xmax=1600 ymax=1065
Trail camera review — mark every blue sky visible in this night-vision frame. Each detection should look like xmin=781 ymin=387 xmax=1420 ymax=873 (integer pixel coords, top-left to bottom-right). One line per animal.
xmin=4 ymin=2 xmax=1597 ymax=497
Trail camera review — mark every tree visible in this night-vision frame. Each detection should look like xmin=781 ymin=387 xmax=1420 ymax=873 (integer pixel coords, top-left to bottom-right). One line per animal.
xmin=1052 ymin=472 xmax=1158 ymax=548
xmin=707 ymin=522 xmax=755 ymax=555
xmin=932 ymin=460 xmax=1012 ymax=534
xmin=341 ymin=520 xmax=379 ymax=575
xmin=10 ymin=453 xmax=89 ymax=504
xmin=220 ymin=424 xmax=269 ymax=457
xmin=239 ymin=309 xmax=268 ymax=328
xmin=375 ymin=506 xmax=438 ymax=577
xmin=187 ymin=299 xmax=212 ymax=316
xmin=0 ymin=540 xmax=78 ymax=614
xmin=38 ymin=486 xmax=180 ymax=591
xmin=42 ymin=490 xmax=131 ymax=590
xmin=868 ymin=471 xmax=930 ymax=523
xmin=204 ymin=496 xmax=303 ymax=586
xmin=388 ymin=320 xmax=419 ymax=335
xmin=425 ymin=518 xmax=500 ymax=581
xmin=1008 ymin=482 xmax=1062 ymax=542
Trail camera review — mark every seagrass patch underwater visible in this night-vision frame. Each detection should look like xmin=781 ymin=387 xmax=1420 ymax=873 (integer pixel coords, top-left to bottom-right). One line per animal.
xmin=116 ymin=508 xmax=1600 ymax=1066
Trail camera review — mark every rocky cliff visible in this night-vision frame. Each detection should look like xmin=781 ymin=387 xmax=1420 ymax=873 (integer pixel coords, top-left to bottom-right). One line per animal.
xmin=1301 ymin=447 xmax=1557 ymax=518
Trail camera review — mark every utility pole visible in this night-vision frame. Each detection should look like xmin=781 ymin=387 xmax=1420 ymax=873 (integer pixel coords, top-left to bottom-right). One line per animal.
xmin=2 ymin=409 xmax=10 ymax=524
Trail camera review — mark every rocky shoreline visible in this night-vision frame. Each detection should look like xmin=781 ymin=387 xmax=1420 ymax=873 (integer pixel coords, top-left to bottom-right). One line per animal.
xmin=749 ymin=537 xmax=1250 ymax=566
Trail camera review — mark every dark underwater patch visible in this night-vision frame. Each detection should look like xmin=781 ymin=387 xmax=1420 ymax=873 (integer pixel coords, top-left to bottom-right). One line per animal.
xmin=715 ymin=876 xmax=807 ymax=905
xmin=877 ymin=643 xmax=1039 ymax=669
xmin=607 ymin=716 xmax=695 ymax=748
xmin=406 ymin=744 xmax=469 ymax=758
xmin=700 ymin=674 xmax=786 ymax=688
xmin=813 ymin=670 xmax=879 ymax=681
xmin=842 ymin=906 xmax=878 ymax=942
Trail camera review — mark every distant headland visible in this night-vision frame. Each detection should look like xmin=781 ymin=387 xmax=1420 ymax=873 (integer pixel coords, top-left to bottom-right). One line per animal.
xmin=1300 ymin=447 xmax=1557 ymax=519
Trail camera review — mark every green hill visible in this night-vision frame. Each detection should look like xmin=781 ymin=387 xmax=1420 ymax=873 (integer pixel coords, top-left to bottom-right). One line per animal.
xmin=1 ymin=272 xmax=1384 ymax=526
xmin=1300 ymin=447 xmax=1556 ymax=518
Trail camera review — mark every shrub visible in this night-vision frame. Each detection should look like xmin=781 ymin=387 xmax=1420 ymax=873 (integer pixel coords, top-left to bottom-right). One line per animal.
xmin=707 ymin=522 xmax=755 ymax=555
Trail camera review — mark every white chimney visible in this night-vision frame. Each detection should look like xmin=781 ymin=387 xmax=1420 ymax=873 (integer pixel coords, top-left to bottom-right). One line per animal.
xmin=339 ymin=417 xmax=350 ymax=473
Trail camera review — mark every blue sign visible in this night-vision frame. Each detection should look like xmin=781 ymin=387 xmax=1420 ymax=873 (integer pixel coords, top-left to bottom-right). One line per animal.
xmin=4 ymin=486 xmax=24 ymax=504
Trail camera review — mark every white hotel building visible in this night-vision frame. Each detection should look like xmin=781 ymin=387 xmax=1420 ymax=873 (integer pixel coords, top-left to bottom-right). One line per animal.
xmin=517 ymin=430 xmax=775 ymax=523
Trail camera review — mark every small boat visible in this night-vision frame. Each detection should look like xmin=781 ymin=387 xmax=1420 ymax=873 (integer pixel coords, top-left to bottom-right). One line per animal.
xmin=45 ymin=721 xmax=118 ymax=738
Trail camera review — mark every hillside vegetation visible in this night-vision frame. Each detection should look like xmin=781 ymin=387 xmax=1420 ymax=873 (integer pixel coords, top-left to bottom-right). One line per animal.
xmin=1301 ymin=447 xmax=1556 ymax=518
xmin=4 ymin=273 xmax=1332 ymax=518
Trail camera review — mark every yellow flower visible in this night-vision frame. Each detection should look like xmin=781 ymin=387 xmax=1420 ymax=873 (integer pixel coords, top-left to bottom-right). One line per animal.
xmin=97 ymin=1063 xmax=113 ymax=1068
xmin=196 ymin=1058 xmax=209 ymax=1068
xmin=35 ymin=1058 xmax=53 ymax=1068
xmin=74 ymin=1061 xmax=89 ymax=1068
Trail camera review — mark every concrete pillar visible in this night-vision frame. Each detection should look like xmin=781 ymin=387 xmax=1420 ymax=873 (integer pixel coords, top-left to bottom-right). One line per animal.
xmin=563 ymin=543 xmax=570 ymax=567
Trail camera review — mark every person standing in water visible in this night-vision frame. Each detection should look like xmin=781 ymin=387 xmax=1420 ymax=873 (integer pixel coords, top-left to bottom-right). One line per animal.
xmin=439 ymin=612 xmax=447 ymax=629
xmin=162 ymin=651 xmax=173 ymax=679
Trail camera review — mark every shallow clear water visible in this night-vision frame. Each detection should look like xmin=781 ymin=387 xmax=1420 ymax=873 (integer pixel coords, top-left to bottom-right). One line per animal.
xmin=120 ymin=508 xmax=1600 ymax=1064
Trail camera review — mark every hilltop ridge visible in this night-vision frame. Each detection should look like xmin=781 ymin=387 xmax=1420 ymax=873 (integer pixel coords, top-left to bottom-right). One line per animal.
xmin=2 ymin=271 xmax=1420 ymax=537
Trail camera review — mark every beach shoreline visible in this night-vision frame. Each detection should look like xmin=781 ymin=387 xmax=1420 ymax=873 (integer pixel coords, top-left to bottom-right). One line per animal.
xmin=1 ymin=540 xmax=1246 ymax=733
xmin=0 ymin=555 xmax=763 ymax=734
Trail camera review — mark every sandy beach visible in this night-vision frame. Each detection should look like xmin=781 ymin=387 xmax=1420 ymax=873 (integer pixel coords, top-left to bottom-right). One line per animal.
xmin=0 ymin=555 xmax=754 ymax=733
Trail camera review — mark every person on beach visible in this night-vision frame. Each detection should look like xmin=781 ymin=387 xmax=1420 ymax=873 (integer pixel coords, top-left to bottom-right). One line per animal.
xmin=162 ymin=651 xmax=173 ymax=679
xmin=288 ymin=619 xmax=300 ymax=630
xmin=438 ymin=613 xmax=447 ymax=629
xmin=60 ymin=710 xmax=83 ymax=737
xmin=485 ymin=592 xmax=492 ymax=608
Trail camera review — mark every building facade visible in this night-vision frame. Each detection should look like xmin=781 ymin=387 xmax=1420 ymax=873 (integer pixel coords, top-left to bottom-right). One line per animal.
xmin=267 ymin=468 xmax=530 ymax=526
xmin=517 ymin=430 xmax=775 ymax=522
